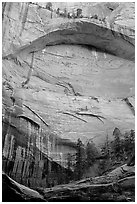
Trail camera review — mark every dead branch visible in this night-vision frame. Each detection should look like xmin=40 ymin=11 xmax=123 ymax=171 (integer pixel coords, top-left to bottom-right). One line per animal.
xmin=34 ymin=26 xmax=46 ymax=34
xmin=34 ymin=8 xmax=45 ymax=26
xmin=67 ymin=82 xmax=82 ymax=96
xmin=22 ymin=52 xmax=34 ymax=87
xmin=60 ymin=111 xmax=88 ymax=123
xmin=57 ymin=81 xmax=81 ymax=96
xmin=75 ymin=111 xmax=106 ymax=123
xmin=33 ymin=69 xmax=70 ymax=93
xmin=23 ymin=104 xmax=49 ymax=127
xmin=34 ymin=6 xmax=48 ymax=33
xmin=90 ymin=96 xmax=99 ymax=102
xmin=56 ymin=82 xmax=72 ymax=94
xmin=33 ymin=68 xmax=74 ymax=95
xmin=118 ymin=176 xmax=135 ymax=189
xmin=2 ymin=53 xmax=22 ymax=66
xmin=44 ymin=51 xmax=73 ymax=59
xmin=122 ymin=98 xmax=135 ymax=116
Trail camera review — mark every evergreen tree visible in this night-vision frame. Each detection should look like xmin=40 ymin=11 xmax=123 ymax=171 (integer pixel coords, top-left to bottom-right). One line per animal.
xmin=86 ymin=141 xmax=99 ymax=167
xmin=76 ymin=8 xmax=82 ymax=18
xmin=66 ymin=153 xmax=73 ymax=182
xmin=112 ymin=127 xmax=122 ymax=160
xmin=75 ymin=138 xmax=85 ymax=180
xmin=99 ymin=135 xmax=112 ymax=174
xmin=124 ymin=129 xmax=135 ymax=157
xmin=101 ymin=134 xmax=110 ymax=157
xmin=63 ymin=8 xmax=67 ymax=17
xmin=46 ymin=2 xmax=52 ymax=11
xmin=99 ymin=129 xmax=135 ymax=175
xmin=104 ymin=134 xmax=110 ymax=156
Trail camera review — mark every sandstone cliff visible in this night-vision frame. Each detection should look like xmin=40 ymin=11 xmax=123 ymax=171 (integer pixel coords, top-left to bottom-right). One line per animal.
xmin=2 ymin=2 xmax=135 ymax=188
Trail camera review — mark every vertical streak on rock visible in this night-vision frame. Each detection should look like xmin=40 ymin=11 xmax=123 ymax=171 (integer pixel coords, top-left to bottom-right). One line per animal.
xmin=6 ymin=2 xmax=12 ymax=16
xmin=17 ymin=147 xmax=22 ymax=183
xmin=14 ymin=160 xmax=19 ymax=179
xmin=33 ymin=126 xmax=37 ymax=158
xmin=47 ymin=133 xmax=50 ymax=180
xmin=2 ymin=2 xmax=7 ymax=21
xmin=22 ymin=147 xmax=28 ymax=180
xmin=27 ymin=121 xmax=31 ymax=158
xmin=3 ymin=133 xmax=10 ymax=159
xmin=8 ymin=135 xmax=14 ymax=160
xmin=21 ymin=147 xmax=26 ymax=178
xmin=3 ymin=112 xmax=11 ymax=161
xmin=21 ymin=148 xmax=25 ymax=182
xmin=2 ymin=2 xmax=12 ymax=48
xmin=2 ymin=121 xmax=6 ymax=148
xmin=19 ymin=2 xmax=24 ymax=20
xmin=40 ymin=129 xmax=43 ymax=158
xmin=39 ymin=127 xmax=42 ymax=160
xmin=52 ymin=136 xmax=55 ymax=154
xmin=37 ymin=127 xmax=40 ymax=160
xmin=19 ymin=2 xmax=29 ymax=36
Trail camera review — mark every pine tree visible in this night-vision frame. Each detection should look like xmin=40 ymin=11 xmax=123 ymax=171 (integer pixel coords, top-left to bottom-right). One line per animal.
xmin=99 ymin=135 xmax=112 ymax=174
xmin=104 ymin=134 xmax=110 ymax=156
xmin=113 ymin=128 xmax=122 ymax=160
xmin=46 ymin=2 xmax=52 ymax=11
xmin=86 ymin=141 xmax=99 ymax=167
xmin=66 ymin=153 xmax=73 ymax=182
xmin=63 ymin=8 xmax=67 ymax=17
xmin=124 ymin=130 xmax=135 ymax=157
xmin=75 ymin=138 xmax=85 ymax=180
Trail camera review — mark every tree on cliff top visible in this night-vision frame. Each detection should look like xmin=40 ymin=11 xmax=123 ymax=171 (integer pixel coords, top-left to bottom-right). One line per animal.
xmin=46 ymin=2 xmax=52 ymax=11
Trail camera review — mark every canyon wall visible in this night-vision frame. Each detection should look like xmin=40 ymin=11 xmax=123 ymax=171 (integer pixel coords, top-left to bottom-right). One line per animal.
xmin=2 ymin=2 xmax=135 ymax=188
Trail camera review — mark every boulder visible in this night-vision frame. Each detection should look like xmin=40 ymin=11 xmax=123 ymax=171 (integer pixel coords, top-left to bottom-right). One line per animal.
xmin=2 ymin=172 xmax=46 ymax=202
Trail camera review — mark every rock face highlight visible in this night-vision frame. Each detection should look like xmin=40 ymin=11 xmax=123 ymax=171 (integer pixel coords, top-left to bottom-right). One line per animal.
xmin=2 ymin=2 xmax=135 ymax=189
xmin=4 ymin=17 xmax=135 ymax=61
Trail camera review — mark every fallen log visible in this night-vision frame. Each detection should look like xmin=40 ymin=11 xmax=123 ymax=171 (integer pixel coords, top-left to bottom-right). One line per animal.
xmin=118 ymin=176 xmax=135 ymax=189
xmin=37 ymin=180 xmax=134 ymax=202
xmin=3 ymin=164 xmax=135 ymax=202
xmin=2 ymin=172 xmax=46 ymax=202
xmin=37 ymin=164 xmax=135 ymax=202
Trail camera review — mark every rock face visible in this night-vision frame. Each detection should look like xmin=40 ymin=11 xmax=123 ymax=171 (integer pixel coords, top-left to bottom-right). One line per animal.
xmin=2 ymin=172 xmax=46 ymax=202
xmin=2 ymin=2 xmax=135 ymax=189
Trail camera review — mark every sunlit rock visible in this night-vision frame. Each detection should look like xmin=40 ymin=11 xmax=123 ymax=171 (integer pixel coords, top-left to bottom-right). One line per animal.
xmin=2 ymin=2 xmax=135 ymax=189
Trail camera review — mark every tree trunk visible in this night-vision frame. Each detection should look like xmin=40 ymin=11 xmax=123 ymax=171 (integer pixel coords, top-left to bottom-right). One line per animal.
xmin=3 ymin=164 xmax=135 ymax=202
xmin=37 ymin=164 xmax=135 ymax=202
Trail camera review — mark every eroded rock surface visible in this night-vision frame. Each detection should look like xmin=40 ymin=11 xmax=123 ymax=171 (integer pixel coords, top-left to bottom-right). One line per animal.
xmin=2 ymin=2 xmax=135 ymax=188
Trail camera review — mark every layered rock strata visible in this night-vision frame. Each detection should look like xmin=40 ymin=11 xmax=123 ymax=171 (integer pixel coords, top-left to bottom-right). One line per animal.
xmin=2 ymin=2 xmax=135 ymax=188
